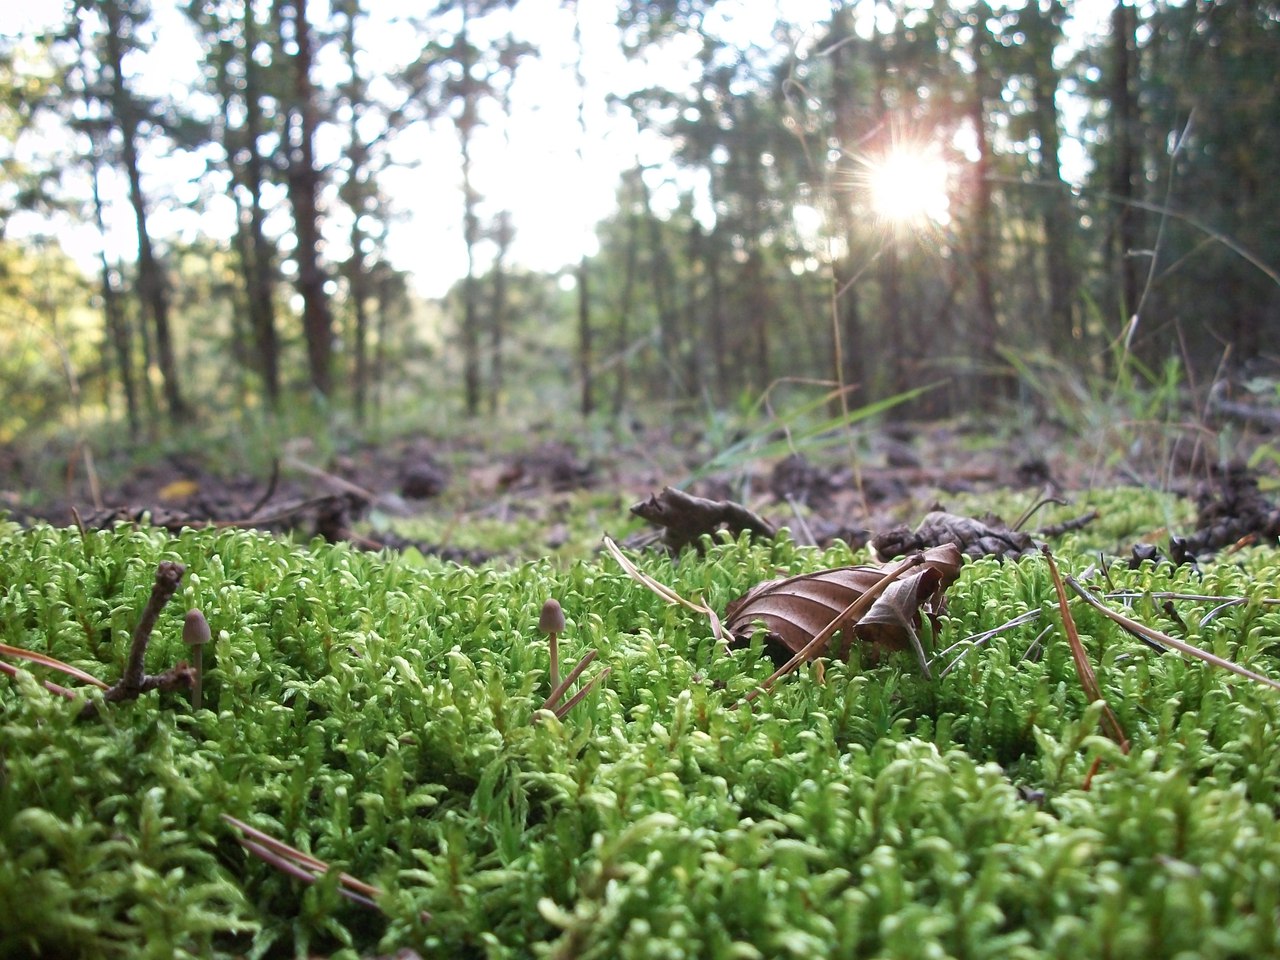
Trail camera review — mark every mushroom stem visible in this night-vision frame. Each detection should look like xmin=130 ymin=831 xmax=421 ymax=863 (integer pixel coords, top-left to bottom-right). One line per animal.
xmin=191 ymin=645 xmax=204 ymax=710
xmin=183 ymin=608 xmax=212 ymax=712
xmin=538 ymin=598 xmax=566 ymax=697
xmin=549 ymin=632 xmax=559 ymax=692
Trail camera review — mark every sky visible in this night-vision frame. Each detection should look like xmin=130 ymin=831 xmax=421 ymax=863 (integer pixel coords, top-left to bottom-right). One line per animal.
xmin=1 ymin=0 xmax=1111 ymax=299
xmin=1 ymin=0 xmax=829 ymax=298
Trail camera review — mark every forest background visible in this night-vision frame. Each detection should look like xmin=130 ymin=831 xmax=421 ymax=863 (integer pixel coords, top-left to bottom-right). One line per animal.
xmin=0 ymin=0 xmax=1277 ymax=490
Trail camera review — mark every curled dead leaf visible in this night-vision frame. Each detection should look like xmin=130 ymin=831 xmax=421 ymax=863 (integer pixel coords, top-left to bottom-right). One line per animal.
xmin=724 ymin=543 xmax=963 ymax=665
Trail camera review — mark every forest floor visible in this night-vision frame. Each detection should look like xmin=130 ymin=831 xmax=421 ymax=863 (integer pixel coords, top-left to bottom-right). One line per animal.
xmin=5 ymin=397 xmax=1280 ymax=566
xmin=7 ymin=398 xmax=1280 ymax=960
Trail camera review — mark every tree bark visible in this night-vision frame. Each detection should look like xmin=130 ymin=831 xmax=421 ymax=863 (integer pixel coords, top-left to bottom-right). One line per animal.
xmin=276 ymin=0 xmax=334 ymax=398
xmin=101 ymin=2 xmax=187 ymax=422
xmin=1030 ymin=1 xmax=1077 ymax=352
xmin=208 ymin=3 xmax=280 ymax=406
xmin=827 ymin=2 xmax=864 ymax=399
xmin=967 ymin=4 xmax=1001 ymax=399
xmin=240 ymin=5 xmax=281 ymax=404
xmin=92 ymin=167 xmax=140 ymax=439
xmin=1110 ymin=0 xmax=1141 ymax=323
xmin=339 ymin=6 xmax=371 ymax=421
xmin=572 ymin=1 xmax=594 ymax=417
xmin=488 ymin=211 xmax=512 ymax=415
xmin=460 ymin=113 xmax=482 ymax=416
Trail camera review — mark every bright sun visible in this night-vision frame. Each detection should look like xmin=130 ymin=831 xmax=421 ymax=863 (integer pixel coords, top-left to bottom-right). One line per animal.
xmin=862 ymin=147 xmax=952 ymax=227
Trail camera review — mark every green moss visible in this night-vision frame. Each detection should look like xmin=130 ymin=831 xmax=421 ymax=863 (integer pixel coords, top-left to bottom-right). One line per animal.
xmin=2 ymin=519 xmax=1280 ymax=958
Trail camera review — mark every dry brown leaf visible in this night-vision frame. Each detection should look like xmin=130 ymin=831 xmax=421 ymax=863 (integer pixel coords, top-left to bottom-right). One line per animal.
xmin=871 ymin=511 xmax=1037 ymax=561
xmin=724 ymin=543 xmax=962 ymax=664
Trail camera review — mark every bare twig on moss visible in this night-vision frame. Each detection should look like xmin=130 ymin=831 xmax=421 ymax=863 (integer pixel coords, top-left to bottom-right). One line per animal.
xmin=1067 ymin=576 xmax=1280 ymax=691
xmin=1042 ymin=547 xmax=1130 ymax=756
xmin=79 ymin=561 xmax=191 ymax=719
xmin=223 ymin=814 xmax=431 ymax=922
xmin=553 ymin=667 xmax=612 ymax=720
xmin=122 ymin=561 xmax=185 ymax=690
xmin=1037 ymin=510 xmax=1100 ymax=538
xmin=0 ymin=659 xmax=79 ymax=700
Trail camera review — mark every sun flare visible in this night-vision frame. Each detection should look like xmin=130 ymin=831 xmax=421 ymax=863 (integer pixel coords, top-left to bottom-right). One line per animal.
xmin=862 ymin=147 xmax=952 ymax=227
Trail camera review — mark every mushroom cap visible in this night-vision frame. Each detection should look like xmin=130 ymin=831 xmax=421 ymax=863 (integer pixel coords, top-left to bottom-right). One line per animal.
xmin=183 ymin=608 xmax=212 ymax=646
xmin=538 ymin=598 xmax=565 ymax=634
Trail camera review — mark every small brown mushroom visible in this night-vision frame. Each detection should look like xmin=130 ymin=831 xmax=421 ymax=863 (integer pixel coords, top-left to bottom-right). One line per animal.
xmin=183 ymin=608 xmax=211 ymax=710
xmin=538 ymin=598 xmax=565 ymax=693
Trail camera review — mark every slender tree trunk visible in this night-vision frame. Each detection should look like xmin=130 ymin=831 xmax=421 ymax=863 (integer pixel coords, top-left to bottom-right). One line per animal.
xmin=1031 ymin=1 xmax=1077 ymax=352
xmin=692 ymin=222 xmax=728 ymax=405
xmin=97 ymin=260 xmax=139 ymax=437
xmin=879 ymin=243 xmax=903 ymax=394
xmin=572 ymin=1 xmax=594 ymax=416
xmin=828 ymin=2 xmax=864 ymax=399
xmin=872 ymin=20 xmax=904 ymax=397
xmin=488 ymin=211 xmax=512 ymax=415
xmin=639 ymin=174 xmax=683 ymax=398
xmin=276 ymin=0 xmax=334 ymax=398
xmin=1110 ymin=0 xmax=1141 ymax=323
xmin=213 ymin=5 xmax=280 ymax=406
xmin=349 ymin=249 xmax=371 ymax=419
xmin=745 ymin=248 xmax=770 ymax=392
xmin=460 ymin=124 xmax=482 ymax=416
xmin=610 ymin=170 xmax=643 ymax=416
xmin=338 ymin=5 xmax=373 ymax=421
xmin=372 ymin=267 xmax=396 ymax=424
xmin=101 ymin=6 xmax=187 ymax=422
xmin=241 ymin=6 xmax=280 ymax=404
xmin=967 ymin=3 xmax=1000 ymax=401
xmin=91 ymin=162 xmax=140 ymax=439
xmin=577 ymin=255 xmax=593 ymax=415
xmin=453 ymin=4 xmax=484 ymax=416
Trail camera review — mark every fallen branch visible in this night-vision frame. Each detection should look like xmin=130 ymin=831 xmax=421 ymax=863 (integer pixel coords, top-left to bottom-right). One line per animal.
xmin=223 ymin=814 xmax=430 ymax=922
xmin=1042 ymin=547 xmax=1130 ymax=755
xmin=80 ymin=561 xmax=193 ymax=719
xmin=0 ymin=642 xmax=110 ymax=690
xmin=1067 ymin=577 xmax=1280 ymax=692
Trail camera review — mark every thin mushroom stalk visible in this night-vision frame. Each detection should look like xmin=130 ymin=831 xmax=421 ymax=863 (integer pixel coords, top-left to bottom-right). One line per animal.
xmin=183 ymin=609 xmax=211 ymax=711
xmin=539 ymin=598 xmax=565 ymax=694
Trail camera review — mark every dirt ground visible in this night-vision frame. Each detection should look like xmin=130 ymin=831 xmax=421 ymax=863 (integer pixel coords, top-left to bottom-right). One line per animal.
xmin=3 ymin=410 xmax=1278 ymax=564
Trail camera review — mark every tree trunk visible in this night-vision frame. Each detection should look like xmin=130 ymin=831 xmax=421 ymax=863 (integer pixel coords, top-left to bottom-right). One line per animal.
xmin=88 ymin=126 xmax=140 ymax=438
xmin=610 ymin=169 xmax=643 ymax=417
xmin=692 ymin=221 xmax=728 ymax=405
xmin=967 ymin=3 xmax=1001 ymax=401
xmin=577 ymin=255 xmax=593 ymax=416
xmin=1110 ymin=0 xmax=1141 ymax=323
xmin=341 ymin=15 xmax=371 ymax=422
xmin=639 ymin=174 xmax=683 ymax=399
xmin=276 ymin=0 xmax=334 ymax=398
xmin=241 ymin=5 xmax=280 ymax=405
xmin=572 ymin=1 xmax=594 ymax=417
xmin=828 ymin=2 xmax=864 ymax=399
xmin=101 ymin=4 xmax=187 ymax=422
xmin=745 ymin=248 xmax=770 ymax=392
xmin=1030 ymin=1 xmax=1077 ymax=352
xmin=488 ymin=211 xmax=512 ymax=415
xmin=460 ymin=123 xmax=482 ymax=416
xmin=212 ymin=3 xmax=280 ymax=406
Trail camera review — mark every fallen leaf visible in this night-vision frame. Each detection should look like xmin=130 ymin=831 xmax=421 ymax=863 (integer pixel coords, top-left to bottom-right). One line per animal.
xmin=872 ymin=510 xmax=1037 ymax=560
xmin=724 ymin=543 xmax=962 ymax=664
xmin=631 ymin=486 xmax=776 ymax=552
xmin=158 ymin=479 xmax=200 ymax=502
